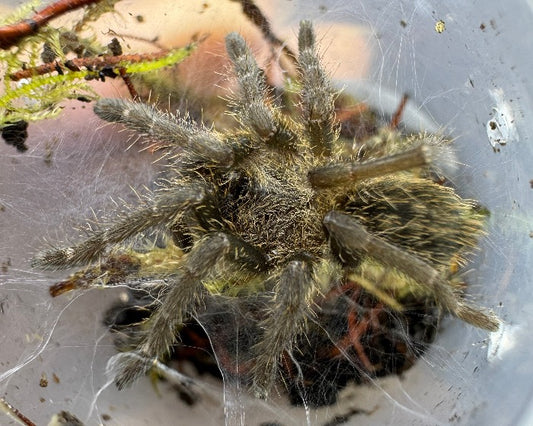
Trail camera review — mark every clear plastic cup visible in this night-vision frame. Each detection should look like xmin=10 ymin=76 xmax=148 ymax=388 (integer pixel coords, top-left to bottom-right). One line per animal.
xmin=1 ymin=1 xmax=531 ymax=425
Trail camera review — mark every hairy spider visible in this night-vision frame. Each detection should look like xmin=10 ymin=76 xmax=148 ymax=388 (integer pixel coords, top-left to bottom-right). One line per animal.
xmin=33 ymin=20 xmax=499 ymax=399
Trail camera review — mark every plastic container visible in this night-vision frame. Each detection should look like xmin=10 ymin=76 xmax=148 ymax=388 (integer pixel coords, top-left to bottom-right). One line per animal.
xmin=1 ymin=1 xmax=531 ymax=425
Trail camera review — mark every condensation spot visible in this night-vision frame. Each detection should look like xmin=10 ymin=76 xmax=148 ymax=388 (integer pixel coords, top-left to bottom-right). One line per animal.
xmin=486 ymin=88 xmax=519 ymax=150
xmin=487 ymin=322 xmax=521 ymax=363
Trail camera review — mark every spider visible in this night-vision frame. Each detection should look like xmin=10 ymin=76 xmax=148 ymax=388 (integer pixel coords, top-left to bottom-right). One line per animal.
xmin=33 ymin=20 xmax=499 ymax=399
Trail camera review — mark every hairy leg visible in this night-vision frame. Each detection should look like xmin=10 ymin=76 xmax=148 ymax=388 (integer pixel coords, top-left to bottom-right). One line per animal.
xmin=225 ymin=30 xmax=298 ymax=150
xmin=298 ymin=20 xmax=338 ymax=157
xmin=113 ymin=232 xmax=232 ymax=388
xmin=94 ymin=98 xmax=234 ymax=168
xmin=324 ymin=211 xmax=499 ymax=331
xmin=32 ymin=184 xmax=206 ymax=268
xmin=251 ymin=256 xmax=320 ymax=397
xmin=309 ymin=144 xmax=433 ymax=188
xmin=113 ymin=231 xmax=269 ymax=389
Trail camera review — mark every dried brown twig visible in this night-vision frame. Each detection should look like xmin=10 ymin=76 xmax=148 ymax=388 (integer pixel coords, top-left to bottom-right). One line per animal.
xmin=0 ymin=0 xmax=104 ymax=50
xmin=8 ymin=50 xmax=175 ymax=82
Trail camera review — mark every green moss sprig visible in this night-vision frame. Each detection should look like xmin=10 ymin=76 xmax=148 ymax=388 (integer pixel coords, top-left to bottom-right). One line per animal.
xmin=0 ymin=0 xmax=195 ymax=151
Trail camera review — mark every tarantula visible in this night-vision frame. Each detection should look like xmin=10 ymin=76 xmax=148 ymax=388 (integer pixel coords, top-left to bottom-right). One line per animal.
xmin=33 ymin=20 xmax=499 ymax=398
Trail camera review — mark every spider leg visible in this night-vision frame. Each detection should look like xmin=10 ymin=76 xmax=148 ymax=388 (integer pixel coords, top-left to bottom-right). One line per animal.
xmin=94 ymin=98 xmax=234 ymax=168
xmin=251 ymin=255 xmax=319 ymax=398
xmin=298 ymin=20 xmax=338 ymax=157
xmin=113 ymin=232 xmax=231 ymax=388
xmin=309 ymin=144 xmax=432 ymax=188
xmin=324 ymin=211 xmax=499 ymax=331
xmin=114 ymin=232 xmax=268 ymax=389
xmin=32 ymin=184 xmax=206 ymax=269
xmin=225 ymin=32 xmax=298 ymax=150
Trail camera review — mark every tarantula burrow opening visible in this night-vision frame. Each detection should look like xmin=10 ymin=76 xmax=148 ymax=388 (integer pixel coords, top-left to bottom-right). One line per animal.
xmin=33 ymin=20 xmax=499 ymax=401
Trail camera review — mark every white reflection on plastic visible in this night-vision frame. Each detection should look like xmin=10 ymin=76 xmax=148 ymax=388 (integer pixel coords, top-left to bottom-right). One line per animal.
xmin=487 ymin=322 xmax=521 ymax=363
xmin=486 ymin=88 xmax=519 ymax=149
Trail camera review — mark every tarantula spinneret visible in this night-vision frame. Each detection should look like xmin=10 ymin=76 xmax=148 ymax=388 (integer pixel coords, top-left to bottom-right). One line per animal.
xmin=33 ymin=20 xmax=499 ymax=399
